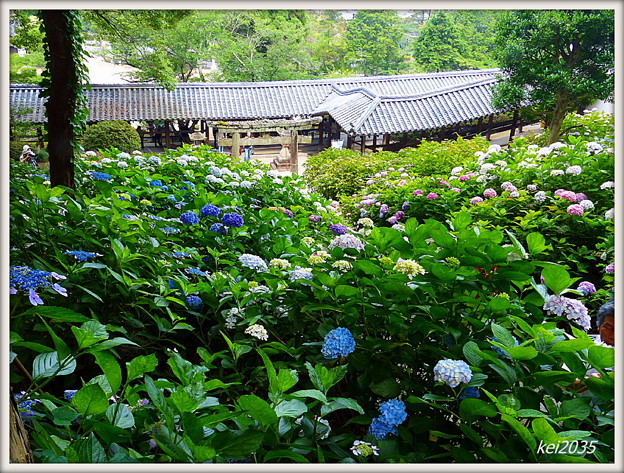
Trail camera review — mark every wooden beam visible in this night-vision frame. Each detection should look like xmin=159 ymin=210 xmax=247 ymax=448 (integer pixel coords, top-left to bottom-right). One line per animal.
xmin=164 ymin=120 xmax=172 ymax=148
xmin=232 ymin=132 xmax=241 ymax=158
xmin=485 ymin=114 xmax=495 ymax=140
xmin=290 ymin=130 xmax=299 ymax=174
xmin=509 ymin=110 xmax=519 ymax=140
xmin=317 ymin=118 xmax=325 ymax=152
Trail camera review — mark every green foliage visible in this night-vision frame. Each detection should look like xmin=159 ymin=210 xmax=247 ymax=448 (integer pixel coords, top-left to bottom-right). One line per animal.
xmin=81 ymin=120 xmax=141 ymax=153
xmin=346 ymin=10 xmax=406 ymax=75
xmin=492 ymin=10 xmax=614 ymax=143
xmin=303 ymin=136 xmax=489 ymax=200
xmin=10 ymin=52 xmax=46 ymax=85
xmin=412 ymin=12 xmax=470 ymax=72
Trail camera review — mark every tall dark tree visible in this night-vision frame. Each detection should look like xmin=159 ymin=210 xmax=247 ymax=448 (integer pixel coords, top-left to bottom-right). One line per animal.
xmin=40 ymin=10 xmax=90 ymax=189
xmin=492 ymin=10 xmax=614 ymax=143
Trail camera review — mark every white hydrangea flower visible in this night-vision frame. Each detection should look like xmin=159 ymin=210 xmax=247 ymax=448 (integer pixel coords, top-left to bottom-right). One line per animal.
xmin=84 ymin=150 xmax=97 ymax=157
xmin=245 ymin=324 xmax=269 ymax=341
xmin=600 ymin=181 xmax=615 ymax=190
xmin=565 ymin=165 xmax=583 ymax=175
xmin=604 ymin=208 xmax=614 ymax=220
xmin=550 ymin=170 xmax=565 ymax=176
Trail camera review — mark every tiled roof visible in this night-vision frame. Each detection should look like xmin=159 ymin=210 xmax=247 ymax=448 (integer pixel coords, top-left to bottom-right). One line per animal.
xmin=317 ymin=78 xmax=510 ymax=135
xmin=10 ymin=69 xmax=505 ymax=134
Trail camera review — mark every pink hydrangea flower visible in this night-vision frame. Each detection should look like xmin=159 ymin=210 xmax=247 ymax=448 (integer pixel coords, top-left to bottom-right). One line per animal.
xmin=605 ymin=263 xmax=615 ymax=274
xmin=450 ymin=187 xmax=461 ymax=193
xmin=427 ymin=193 xmax=439 ymax=200
xmin=483 ymin=188 xmax=497 ymax=198
xmin=470 ymin=197 xmax=484 ymax=205
xmin=459 ymin=175 xmax=472 ymax=181
xmin=413 ymin=189 xmax=423 ymax=196
xmin=527 ymin=184 xmax=537 ymax=192
xmin=558 ymin=191 xmax=577 ymax=202
xmin=567 ymin=204 xmax=584 ymax=216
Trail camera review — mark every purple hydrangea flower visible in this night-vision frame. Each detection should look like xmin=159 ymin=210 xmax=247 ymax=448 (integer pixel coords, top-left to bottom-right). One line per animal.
xmin=483 ymin=188 xmax=497 ymax=198
xmin=577 ymin=281 xmax=596 ymax=296
xmin=543 ymin=295 xmax=590 ymax=330
xmin=605 ymin=263 xmax=615 ymax=274
xmin=427 ymin=192 xmax=439 ymax=200
xmin=470 ymin=197 xmax=484 ymax=205
xmin=328 ymin=224 xmax=348 ymax=235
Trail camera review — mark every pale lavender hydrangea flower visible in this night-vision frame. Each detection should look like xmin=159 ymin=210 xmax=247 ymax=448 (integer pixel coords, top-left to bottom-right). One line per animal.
xmin=543 ymin=295 xmax=590 ymax=330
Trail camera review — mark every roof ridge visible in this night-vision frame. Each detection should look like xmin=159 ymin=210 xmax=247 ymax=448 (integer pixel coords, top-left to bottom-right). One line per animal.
xmin=376 ymin=77 xmax=500 ymax=102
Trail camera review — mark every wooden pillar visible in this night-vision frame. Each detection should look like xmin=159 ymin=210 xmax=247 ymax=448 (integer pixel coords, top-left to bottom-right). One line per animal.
xmin=401 ymin=133 xmax=408 ymax=147
xmin=372 ymin=134 xmax=377 ymax=152
xmin=476 ymin=116 xmax=484 ymax=135
xmin=164 ymin=120 xmax=172 ymax=148
xmin=485 ymin=115 xmax=495 ymax=140
xmin=232 ymin=132 xmax=241 ymax=158
xmin=384 ymin=134 xmax=390 ymax=146
xmin=326 ymin=119 xmax=334 ymax=148
xmin=509 ymin=110 xmax=519 ymax=140
xmin=317 ymin=119 xmax=325 ymax=152
xmin=290 ymin=130 xmax=299 ymax=174
xmin=360 ymin=135 xmax=366 ymax=153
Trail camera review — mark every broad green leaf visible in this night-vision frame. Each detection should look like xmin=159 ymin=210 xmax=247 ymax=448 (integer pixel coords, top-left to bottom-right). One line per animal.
xmin=369 ymin=378 xmax=401 ymax=398
xmin=210 ymin=430 xmax=264 ymax=457
xmin=458 ymin=423 xmax=483 ymax=446
xmin=126 ymin=354 xmax=158 ymax=382
xmin=489 ymin=296 xmax=511 ymax=312
xmin=335 ymin=285 xmax=359 ymax=298
xmin=431 ymin=264 xmax=457 ymax=282
xmin=106 ymin=403 xmax=135 ymax=428
xmin=73 ymin=384 xmax=109 ymax=416
xmin=71 ymin=321 xmax=109 ymax=349
xmin=552 ymin=338 xmax=594 ymax=353
xmin=91 ymin=337 xmax=138 ymax=351
xmin=586 ymin=345 xmax=614 ymax=369
xmin=305 ymin=362 xmax=324 ymax=392
xmin=276 ymin=369 xmax=298 ymax=393
xmin=462 ymin=341 xmax=483 ymax=366
xmin=22 ymin=306 xmax=90 ymax=323
xmin=274 ymin=399 xmax=307 ymax=418
xmin=32 ymin=352 xmax=76 ymax=380
xmin=92 ymin=350 xmax=122 ymax=394
xmin=320 ymin=397 xmax=364 ymax=416
xmin=237 ymin=394 xmax=278 ymax=427
xmin=526 ymin=232 xmax=548 ymax=255
xmin=531 ymin=417 xmax=560 ymax=444
xmin=76 ymin=433 xmax=107 ymax=463
xmin=541 ymin=265 xmax=572 ymax=296
xmin=459 ymin=399 xmax=497 ymax=419
xmin=491 ymin=323 xmax=516 ymax=348
xmin=52 ymin=406 xmax=79 ymax=426
xmin=559 ymin=398 xmax=590 ymax=421
xmin=290 ymin=389 xmax=328 ymax=404
xmin=505 ymin=345 xmax=538 ymax=360
xmin=502 ymin=413 xmax=536 ymax=452
xmin=170 ymin=390 xmax=199 ymax=413
xmin=516 ymin=409 xmax=551 ymax=419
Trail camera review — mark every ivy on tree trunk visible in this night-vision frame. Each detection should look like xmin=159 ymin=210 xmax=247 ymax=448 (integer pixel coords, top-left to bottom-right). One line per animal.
xmin=40 ymin=10 xmax=90 ymax=189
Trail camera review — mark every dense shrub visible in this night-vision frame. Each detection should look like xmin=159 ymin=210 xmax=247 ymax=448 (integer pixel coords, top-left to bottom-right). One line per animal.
xmin=303 ymin=137 xmax=489 ymax=201
xmin=9 ymin=122 xmax=614 ymax=464
xmin=81 ymin=120 xmax=141 ymax=153
xmin=10 ymin=141 xmax=25 ymax=161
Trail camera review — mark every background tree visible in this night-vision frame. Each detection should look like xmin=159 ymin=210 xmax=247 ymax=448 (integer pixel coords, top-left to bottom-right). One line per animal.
xmin=346 ymin=10 xmax=406 ymax=75
xmin=492 ymin=10 xmax=614 ymax=143
xmin=210 ymin=10 xmax=315 ymax=82
xmin=9 ymin=10 xmax=46 ymax=84
xmin=411 ymin=11 xmax=468 ymax=72
xmin=305 ymin=11 xmax=352 ymax=77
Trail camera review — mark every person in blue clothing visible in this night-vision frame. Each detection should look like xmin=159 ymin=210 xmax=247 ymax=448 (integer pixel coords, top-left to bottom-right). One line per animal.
xmin=243 ymin=132 xmax=253 ymax=161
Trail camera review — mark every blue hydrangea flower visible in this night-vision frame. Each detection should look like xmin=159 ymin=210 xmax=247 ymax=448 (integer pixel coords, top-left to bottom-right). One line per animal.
xmin=14 ymin=391 xmax=41 ymax=420
xmin=162 ymin=226 xmax=181 ymax=234
xmin=433 ymin=359 xmax=472 ymax=388
xmin=180 ymin=181 xmax=196 ymax=191
xmin=167 ymin=195 xmax=177 ymax=202
xmin=378 ymin=399 xmax=407 ymax=426
xmin=222 ymin=212 xmax=244 ymax=227
xmin=368 ymin=417 xmax=398 ymax=440
xmin=459 ymin=386 xmax=480 ymax=400
xmin=167 ymin=280 xmax=176 ymax=290
xmin=201 ymin=204 xmax=221 ymax=217
xmin=321 ymin=327 xmax=356 ymax=359
xmin=210 ymin=223 xmax=228 ymax=234
xmin=90 ymin=171 xmax=112 ymax=182
xmin=185 ymin=268 xmax=207 ymax=277
xmin=65 ymin=250 xmax=100 ymax=262
xmin=328 ymin=224 xmax=348 ymax=235
xmin=186 ymin=295 xmax=203 ymax=310
xmin=10 ymin=266 xmax=67 ymax=305
xmin=64 ymin=390 xmax=78 ymax=401
xmin=289 ymin=268 xmax=314 ymax=283
xmin=209 ymin=166 xmax=222 ymax=177
xmin=491 ymin=336 xmax=519 ymax=357
xmin=180 ymin=211 xmax=200 ymax=225
xmin=150 ymin=180 xmax=163 ymax=187
xmin=172 ymin=251 xmax=191 ymax=259
xmin=239 ymin=254 xmax=268 ymax=271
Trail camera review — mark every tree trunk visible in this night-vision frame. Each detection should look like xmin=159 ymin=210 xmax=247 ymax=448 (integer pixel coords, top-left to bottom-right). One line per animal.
xmin=548 ymin=92 xmax=570 ymax=144
xmin=41 ymin=10 xmax=79 ymax=189
xmin=10 ymin=392 xmax=33 ymax=463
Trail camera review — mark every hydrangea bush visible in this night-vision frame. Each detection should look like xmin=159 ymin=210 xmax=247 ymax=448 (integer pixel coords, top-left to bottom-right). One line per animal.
xmin=9 ymin=119 xmax=614 ymax=464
